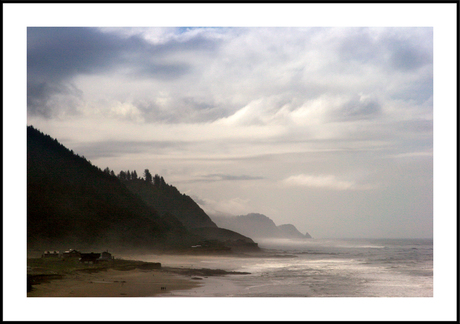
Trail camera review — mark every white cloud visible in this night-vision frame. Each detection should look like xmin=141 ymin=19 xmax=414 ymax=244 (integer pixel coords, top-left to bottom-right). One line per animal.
xmin=283 ymin=174 xmax=360 ymax=190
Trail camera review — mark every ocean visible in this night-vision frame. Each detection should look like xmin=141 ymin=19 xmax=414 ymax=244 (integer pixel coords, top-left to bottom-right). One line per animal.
xmin=132 ymin=238 xmax=433 ymax=297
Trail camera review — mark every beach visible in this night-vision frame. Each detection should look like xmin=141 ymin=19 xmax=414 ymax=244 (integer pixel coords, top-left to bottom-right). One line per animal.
xmin=27 ymin=238 xmax=433 ymax=298
xmin=22 ymin=239 xmax=437 ymax=321
xmin=27 ymin=267 xmax=202 ymax=297
xmin=26 ymin=254 xmax=251 ymax=297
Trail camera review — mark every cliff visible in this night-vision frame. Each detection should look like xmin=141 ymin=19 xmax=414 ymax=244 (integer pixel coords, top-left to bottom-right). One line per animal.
xmin=278 ymin=224 xmax=309 ymax=239
xmin=210 ymin=213 xmax=312 ymax=240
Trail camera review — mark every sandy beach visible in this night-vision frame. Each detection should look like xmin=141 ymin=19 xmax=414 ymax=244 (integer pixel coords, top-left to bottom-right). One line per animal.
xmin=27 ymin=267 xmax=202 ymax=297
xmin=26 ymin=253 xmax=254 ymax=298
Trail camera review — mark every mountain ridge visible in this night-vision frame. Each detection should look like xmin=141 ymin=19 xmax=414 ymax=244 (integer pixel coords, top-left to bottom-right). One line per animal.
xmin=122 ymin=178 xmax=217 ymax=229
xmin=27 ymin=125 xmax=258 ymax=253
xmin=210 ymin=213 xmax=312 ymax=240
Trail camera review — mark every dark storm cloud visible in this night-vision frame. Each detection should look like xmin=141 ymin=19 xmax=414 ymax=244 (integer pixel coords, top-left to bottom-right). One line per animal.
xmin=27 ymin=27 xmax=130 ymax=117
xmin=27 ymin=81 xmax=83 ymax=117
xmin=28 ymin=28 xmax=130 ymax=79
xmin=27 ymin=27 xmax=220 ymax=117
xmin=27 ymin=27 xmax=143 ymax=117
xmin=27 ymin=27 xmax=216 ymax=81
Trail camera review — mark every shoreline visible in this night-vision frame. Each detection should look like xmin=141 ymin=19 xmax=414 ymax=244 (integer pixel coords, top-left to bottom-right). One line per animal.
xmin=27 ymin=257 xmax=251 ymax=297
xmin=27 ymin=268 xmax=201 ymax=297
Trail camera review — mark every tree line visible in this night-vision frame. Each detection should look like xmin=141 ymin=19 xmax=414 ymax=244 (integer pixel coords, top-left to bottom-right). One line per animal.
xmin=103 ymin=167 xmax=168 ymax=188
xmin=29 ymin=125 xmax=178 ymax=194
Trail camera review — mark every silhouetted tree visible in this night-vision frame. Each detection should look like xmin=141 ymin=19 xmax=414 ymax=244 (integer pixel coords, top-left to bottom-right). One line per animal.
xmin=118 ymin=171 xmax=126 ymax=181
xmin=132 ymin=170 xmax=138 ymax=180
xmin=144 ymin=169 xmax=152 ymax=182
xmin=154 ymin=174 xmax=161 ymax=187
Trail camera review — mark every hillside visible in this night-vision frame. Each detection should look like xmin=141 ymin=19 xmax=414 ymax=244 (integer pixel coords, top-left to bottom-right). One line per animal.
xmin=122 ymin=178 xmax=217 ymax=229
xmin=189 ymin=227 xmax=259 ymax=252
xmin=27 ymin=126 xmax=202 ymax=252
xmin=211 ymin=213 xmax=281 ymax=239
xmin=210 ymin=213 xmax=312 ymax=240
xmin=121 ymin=179 xmax=258 ymax=251
xmin=27 ymin=126 xmax=259 ymax=254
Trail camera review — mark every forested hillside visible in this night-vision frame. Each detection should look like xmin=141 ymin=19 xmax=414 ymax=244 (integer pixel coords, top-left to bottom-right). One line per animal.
xmin=122 ymin=176 xmax=217 ymax=229
xmin=27 ymin=126 xmax=198 ymax=252
xmin=118 ymin=175 xmax=258 ymax=251
xmin=27 ymin=126 xmax=259 ymax=253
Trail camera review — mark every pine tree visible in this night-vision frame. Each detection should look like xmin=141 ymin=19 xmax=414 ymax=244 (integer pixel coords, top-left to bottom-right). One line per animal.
xmin=154 ymin=174 xmax=161 ymax=187
xmin=118 ymin=171 xmax=126 ymax=181
xmin=144 ymin=169 xmax=152 ymax=182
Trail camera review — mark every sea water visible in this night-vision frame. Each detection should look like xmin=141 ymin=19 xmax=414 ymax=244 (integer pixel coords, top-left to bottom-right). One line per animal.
xmin=134 ymin=238 xmax=433 ymax=297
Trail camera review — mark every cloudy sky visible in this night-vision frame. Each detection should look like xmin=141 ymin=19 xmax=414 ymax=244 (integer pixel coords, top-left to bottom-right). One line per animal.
xmin=25 ymin=24 xmax=436 ymax=239
xmin=5 ymin=3 xmax=454 ymax=241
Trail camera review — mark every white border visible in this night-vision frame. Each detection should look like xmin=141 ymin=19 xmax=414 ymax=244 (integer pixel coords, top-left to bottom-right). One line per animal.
xmin=3 ymin=3 xmax=457 ymax=321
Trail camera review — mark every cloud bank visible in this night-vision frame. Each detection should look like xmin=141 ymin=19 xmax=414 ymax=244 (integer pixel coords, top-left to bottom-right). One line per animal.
xmin=284 ymin=174 xmax=356 ymax=190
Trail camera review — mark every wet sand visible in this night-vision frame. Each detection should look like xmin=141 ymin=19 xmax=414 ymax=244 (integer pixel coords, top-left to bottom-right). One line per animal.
xmin=27 ymin=268 xmax=201 ymax=297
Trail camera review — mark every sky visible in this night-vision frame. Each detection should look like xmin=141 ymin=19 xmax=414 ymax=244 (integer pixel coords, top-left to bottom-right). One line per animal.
xmin=4 ymin=3 xmax=458 ymax=322
xmin=25 ymin=25 xmax=435 ymax=239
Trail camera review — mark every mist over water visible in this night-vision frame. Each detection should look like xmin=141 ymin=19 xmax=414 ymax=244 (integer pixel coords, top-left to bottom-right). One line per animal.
xmin=130 ymin=238 xmax=433 ymax=297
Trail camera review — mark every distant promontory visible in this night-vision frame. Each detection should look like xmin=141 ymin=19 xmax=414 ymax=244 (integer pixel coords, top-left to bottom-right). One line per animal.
xmin=210 ymin=213 xmax=312 ymax=240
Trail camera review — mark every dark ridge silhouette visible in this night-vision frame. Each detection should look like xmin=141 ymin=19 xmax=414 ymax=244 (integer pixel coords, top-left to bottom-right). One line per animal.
xmin=189 ymin=227 xmax=259 ymax=252
xmin=120 ymin=178 xmax=259 ymax=251
xmin=27 ymin=125 xmax=259 ymax=253
xmin=122 ymin=177 xmax=217 ymax=229
xmin=27 ymin=126 xmax=199 ymax=252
